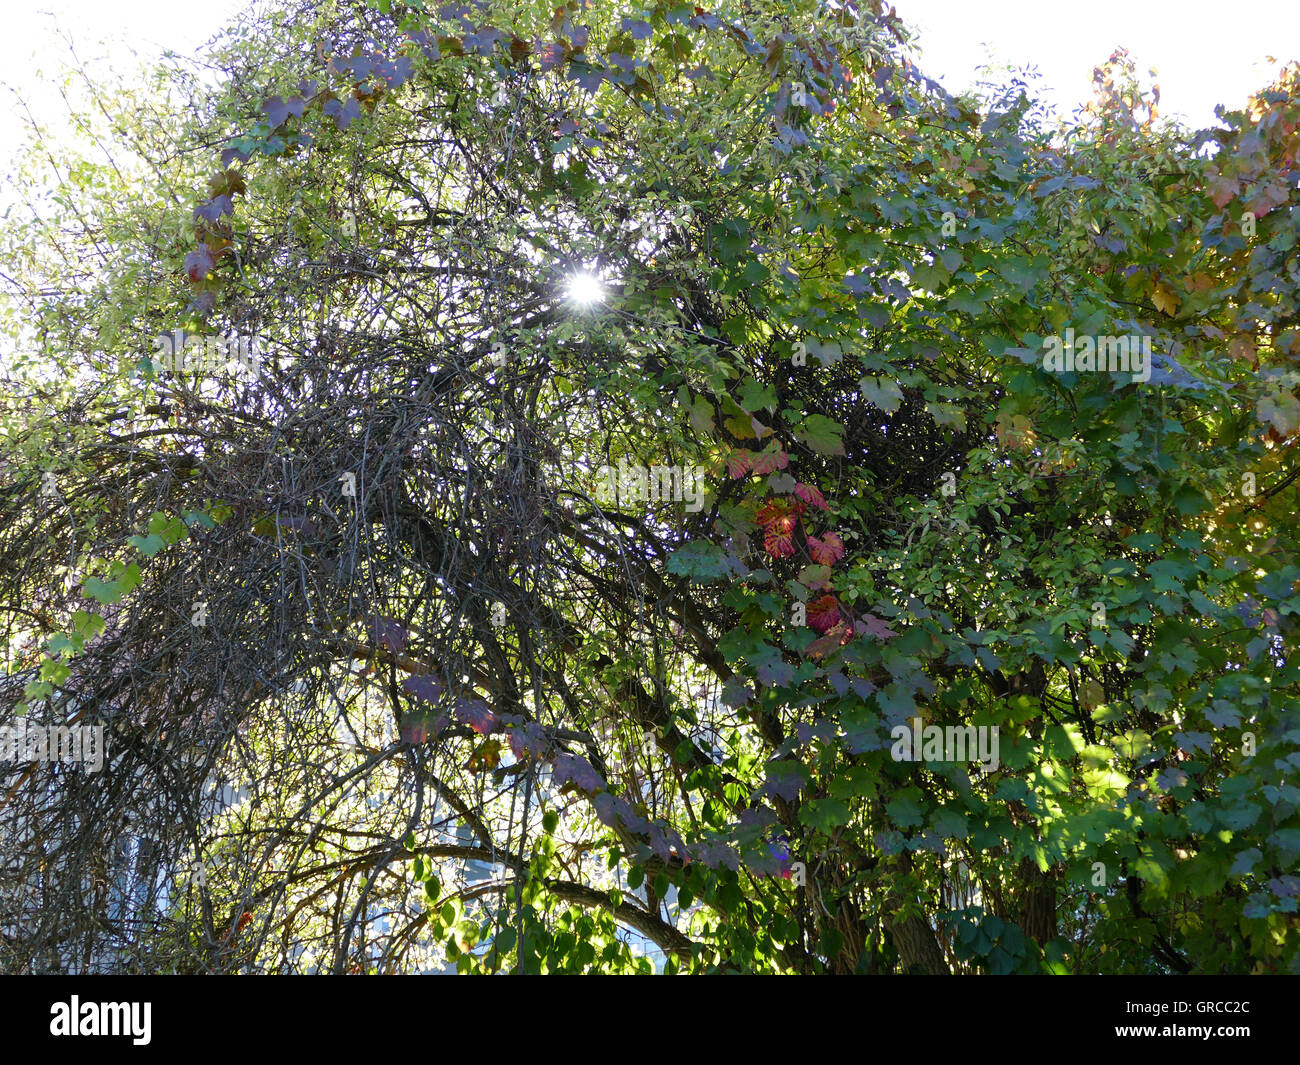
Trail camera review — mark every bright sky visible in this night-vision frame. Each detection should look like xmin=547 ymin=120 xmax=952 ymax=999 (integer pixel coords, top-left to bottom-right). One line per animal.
xmin=1 ymin=1 xmax=1297 ymax=167
xmin=901 ymin=0 xmax=1300 ymax=128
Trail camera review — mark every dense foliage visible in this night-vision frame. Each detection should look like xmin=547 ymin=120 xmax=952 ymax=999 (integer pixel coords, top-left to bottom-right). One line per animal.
xmin=1 ymin=0 xmax=1298 ymax=973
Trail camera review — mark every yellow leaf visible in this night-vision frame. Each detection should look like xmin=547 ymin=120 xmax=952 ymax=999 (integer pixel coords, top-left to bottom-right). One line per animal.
xmin=1152 ymin=281 xmax=1180 ymax=316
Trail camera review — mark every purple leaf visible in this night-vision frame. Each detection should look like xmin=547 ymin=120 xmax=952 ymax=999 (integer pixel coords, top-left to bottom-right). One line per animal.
xmin=552 ymin=753 xmax=604 ymax=793
xmin=193 ymin=195 xmax=233 ymax=223
xmin=366 ymin=616 xmax=406 ymax=653
xmin=759 ymin=760 xmax=807 ymax=801
xmin=693 ymin=838 xmax=740 ymax=871
xmin=323 ymin=96 xmax=362 ymax=130
xmin=184 ymin=244 xmax=216 ymax=283
xmin=401 ymin=674 xmax=444 ymax=704
xmin=855 ymin=613 xmax=897 ymax=641
xmin=720 ymin=677 xmax=753 ymax=707
xmin=620 ymin=17 xmax=652 ymax=39
xmin=454 ymin=698 xmax=498 ymax=735
xmin=185 ymin=290 xmax=217 ymax=316
xmin=220 ymin=145 xmax=252 ymax=169
xmin=646 ymin=822 xmax=686 ymax=863
xmin=345 ymin=55 xmax=376 ymax=82
xmin=1157 ymin=767 xmax=1188 ymax=791
xmin=464 ymin=26 xmax=505 ymax=54
xmin=275 ymin=515 xmax=317 ymax=536
xmin=535 ymin=41 xmax=564 ymax=71
xmin=569 ymin=63 xmax=606 ymax=93
xmin=508 ymin=720 xmax=551 ymax=760
xmin=593 ymin=792 xmax=650 ymax=834
xmin=262 ymin=95 xmax=305 ymax=129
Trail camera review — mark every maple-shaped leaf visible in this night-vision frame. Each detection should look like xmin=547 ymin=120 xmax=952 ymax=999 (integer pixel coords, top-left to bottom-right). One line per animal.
xmin=806 ymin=532 xmax=845 ymax=566
xmin=803 ymin=621 xmax=851 ymax=659
xmin=749 ymin=446 xmax=787 ymax=474
xmin=755 ymin=655 xmax=794 ymax=687
xmin=186 ymin=290 xmax=217 ymax=316
xmin=756 ymin=498 xmax=804 ymax=529
xmin=646 ymin=822 xmax=688 ymax=864
xmin=764 ymin=524 xmax=797 ymax=558
xmin=797 ymin=563 xmax=832 ymax=590
xmin=593 ymin=792 xmax=649 ymax=833
xmin=401 ymin=674 xmax=444 ymax=704
xmin=569 ymin=61 xmax=606 ymax=93
xmin=184 ymin=245 xmax=216 ymax=283
xmin=794 ymin=483 xmax=828 ymax=510
xmin=855 ymin=613 xmax=897 ymax=641
xmin=193 ymin=196 xmax=233 ymax=224
xmin=508 ymin=720 xmax=551 ymax=760
xmin=721 ymin=677 xmax=753 ymax=707
xmin=535 ymin=40 xmax=565 ymax=71
xmin=323 ymin=96 xmax=362 ymax=129
xmin=366 ymin=616 xmax=406 ymax=653
xmin=693 ymin=838 xmax=740 ymax=871
xmin=1257 ymin=391 xmax=1300 ymax=436
xmin=1152 ymin=281 xmax=1180 ymax=317
xmin=220 ymin=145 xmax=252 ymax=169
xmin=262 ymin=95 xmax=306 ymax=129
xmin=725 ymin=451 xmax=753 ymax=479
xmin=860 ymin=376 xmax=903 ymax=413
xmin=621 ymin=17 xmax=653 ymax=39
xmin=807 ymin=594 xmax=844 ymax=633
xmin=758 ymin=760 xmax=807 ymax=800
xmin=208 ymin=169 xmax=246 ymax=198
xmin=464 ymin=26 xmax=506 ymax=54
xmin=454 ymin=698 xmax=498 ymax=735
xmin=466 ymin=738 xmax=502 ymax=772
xmin=553 ymin=753 xmax=604 ymax=793
xmin=796 ymin=414 xmax=845 ymax=456
xmin=400 ymin=708 xmax=446 ymax=745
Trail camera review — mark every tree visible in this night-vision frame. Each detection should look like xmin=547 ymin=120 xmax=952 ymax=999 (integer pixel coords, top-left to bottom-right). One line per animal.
xmin=1 ymin=0 xmax=1297 ymax=974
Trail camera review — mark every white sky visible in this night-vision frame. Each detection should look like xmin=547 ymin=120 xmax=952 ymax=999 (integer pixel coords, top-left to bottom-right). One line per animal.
xmin=901 ymin=0 xmax=1300 ymax=128
xmin=1 ymin=1 xmax=1297 ymax=171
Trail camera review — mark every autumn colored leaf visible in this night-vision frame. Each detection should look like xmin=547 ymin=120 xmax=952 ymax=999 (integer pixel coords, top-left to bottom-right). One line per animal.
xmin=806 ymin=531 xmax=845 ymax=566
xmin=807 ymin=594 xmax=844 ymax=633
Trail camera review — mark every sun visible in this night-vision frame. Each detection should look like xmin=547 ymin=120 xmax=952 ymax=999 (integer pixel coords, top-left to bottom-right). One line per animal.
xmin=564 ymin=270 xmax=604 ymax=306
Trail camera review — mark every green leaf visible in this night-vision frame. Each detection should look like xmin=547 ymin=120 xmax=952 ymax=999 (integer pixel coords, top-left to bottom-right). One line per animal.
xmin=797 ymin=414 xmax=846 ymax=456
xmin=859 ymin=376 xmax=903 ymax=413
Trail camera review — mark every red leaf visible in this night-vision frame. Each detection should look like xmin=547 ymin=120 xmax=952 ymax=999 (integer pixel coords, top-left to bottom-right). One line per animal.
xmin=807 ymin=594 xmax=844 ymax=633
xmin=806 ymin=531 xmax=845 ymax=566
xmin=726 ymin=451 xmax=754 ymax=479
xmin=855 ymin=613 xmax=897 ymax=641
xmin=794 ymin=482 xmax=828 ymax=509
xmin=750 ymin=448 xmax=789 ymax=475
xmin=184 ymin=244 xmax=216 ymax=283
xmin=756 ymin=498 xmax=804 ymax=529
xmin=804 ymin=621 xmax=852 ymax=659
xmin=764 ymin=523 xmax=796 ymax=558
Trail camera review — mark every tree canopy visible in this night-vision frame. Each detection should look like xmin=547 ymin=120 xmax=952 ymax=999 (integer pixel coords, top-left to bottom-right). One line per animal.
xmin=1 ymin=0 xmax=1298 ymax=974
